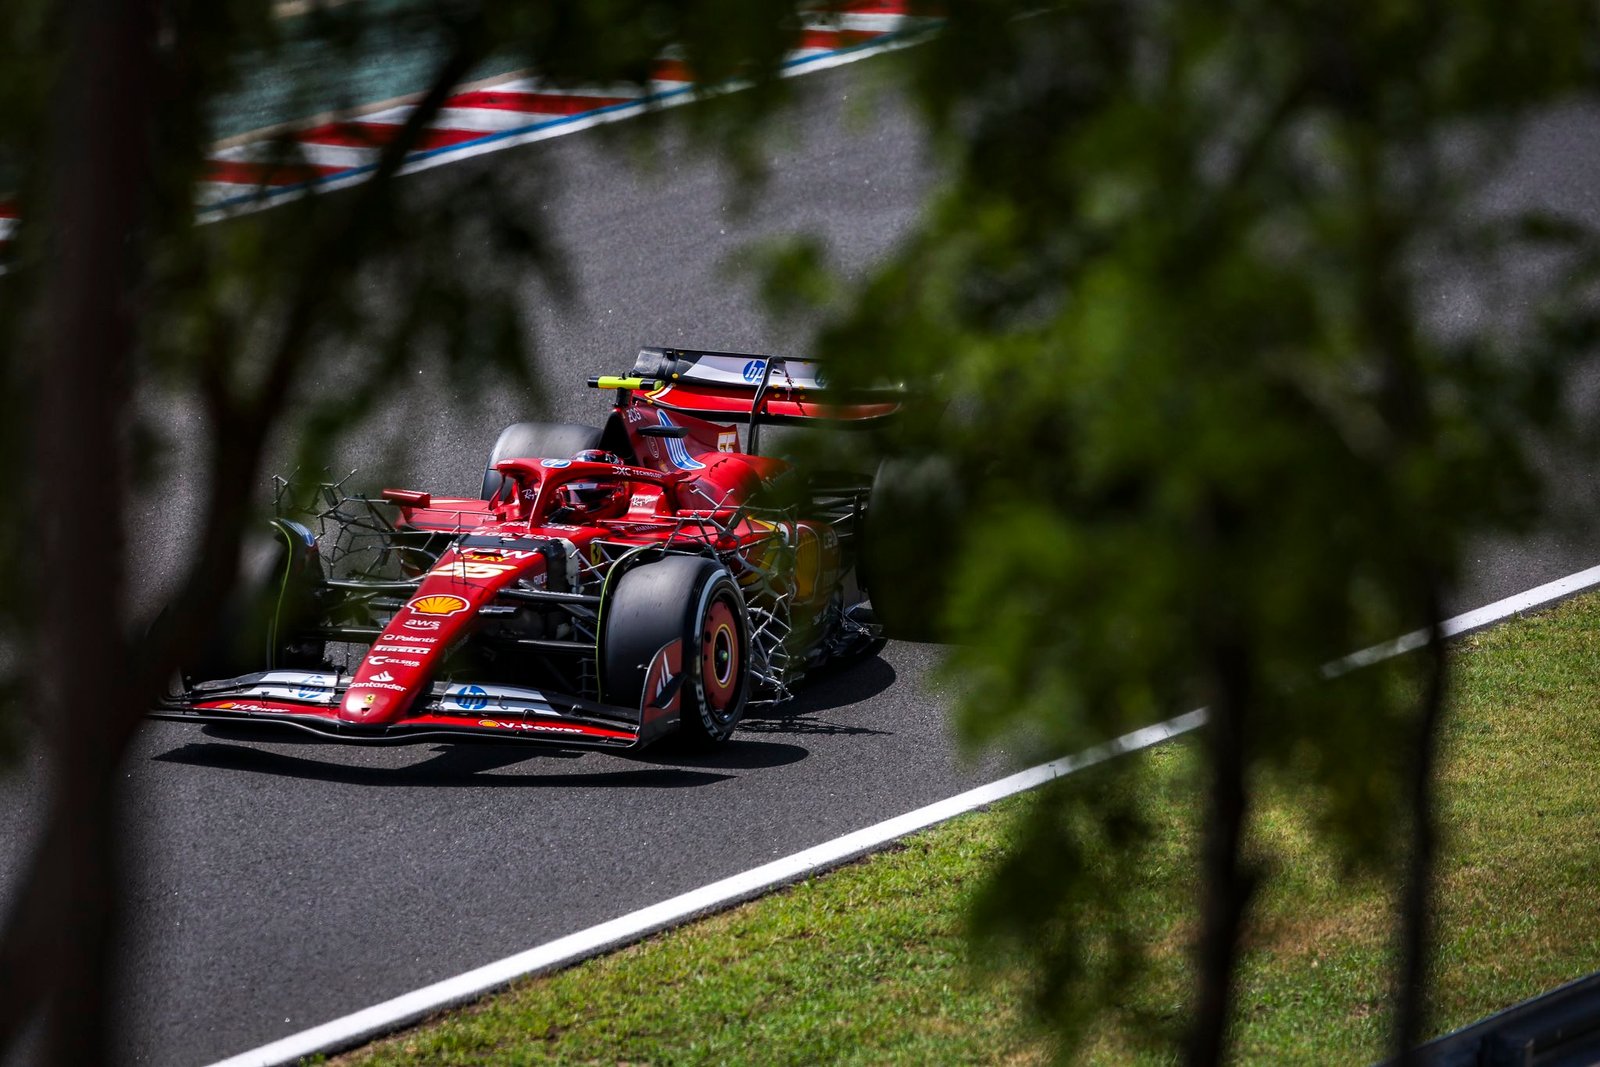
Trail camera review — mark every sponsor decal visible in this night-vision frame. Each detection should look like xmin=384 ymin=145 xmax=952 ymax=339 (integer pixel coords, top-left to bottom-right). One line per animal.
xmin=371 ymin=670 xmax=396 ymax=683
xmin=641 ymin=639 xmax=684 ymax=721
xmin=359 ymin=693 xmax=377 ymax=708
xmin=588 ymin=542 xmax=606 ymax=566
xmin=351 ymin=681 xmax=407 ymax=692
xmin=629 ymin=494 xmax=655 ymax=509
xmin=541 ymin=458 xmax=571 ymax=468
xmin=463 ymin=549 xmax=537 ymax=561
xmin=208 ymin=697 xmax=299 ymax=713
xmin=717 ymin=429 xmax=739 ymax=453
xmin=409 ymin=593 xmax=469 ymax=617
xmin=435 ymin=682 xmax=554 ymax=713
xmin=368 ymin=655 xmax=421 ymax=668
xmin=741 ymin=358 xmax=766 ymax=382
xmin=449 ymin=684 xmax=490 ymax=712
xmin=431 ymin=559 xmax=517 ymax=580
xmin=477 ymin=719 xmax=588 ymax=735
xmin=404 ymin=618 xmax=441 ymax=631
xmin=656 ymin=413 xmax=705 ymax=471
xmin=243 ymin=672 xmax=339 ymax=705
xmin=376 ymin=644 xmax=432 ymax=655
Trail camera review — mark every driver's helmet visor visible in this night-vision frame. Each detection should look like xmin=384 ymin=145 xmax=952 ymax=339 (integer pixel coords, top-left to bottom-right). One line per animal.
xmin=564 ymin=480 xmax=613 ymax=507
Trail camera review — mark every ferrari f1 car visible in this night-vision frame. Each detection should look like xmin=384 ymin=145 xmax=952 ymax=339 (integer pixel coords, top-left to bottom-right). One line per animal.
xmin=151 ymin=347 xmax=903 ymax=750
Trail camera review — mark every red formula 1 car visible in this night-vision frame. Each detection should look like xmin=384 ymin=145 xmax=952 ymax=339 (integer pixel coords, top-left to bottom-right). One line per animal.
xmin=152 ymin=347 xmax=900 ymax=749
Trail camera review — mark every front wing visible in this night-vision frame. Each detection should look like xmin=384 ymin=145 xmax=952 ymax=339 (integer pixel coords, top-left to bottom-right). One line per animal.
xmin=150 ymin=670 xmax=656 ymax=748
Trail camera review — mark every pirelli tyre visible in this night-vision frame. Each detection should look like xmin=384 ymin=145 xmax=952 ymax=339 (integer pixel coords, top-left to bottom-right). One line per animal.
xmin=601 ymin=555 xmax=751 ymax=747
xmin=189 ymin=519 xmax=326 ymax=682
xmin=480 ymin=421 xmax=605 ymax=501
xmin=860 ymin=457 xmax=961 ymax=643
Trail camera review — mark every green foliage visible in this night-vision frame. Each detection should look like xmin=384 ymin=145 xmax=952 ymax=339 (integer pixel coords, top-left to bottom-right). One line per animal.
xmin=773 ymin=0 xmax=1600 ymax=1057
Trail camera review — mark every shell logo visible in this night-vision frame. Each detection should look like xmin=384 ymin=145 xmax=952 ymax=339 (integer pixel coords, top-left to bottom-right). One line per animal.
xmin=408 ymin=593 xmax=469 ymax=617
xmin=478 ymin=719 xmax=500 ymax=728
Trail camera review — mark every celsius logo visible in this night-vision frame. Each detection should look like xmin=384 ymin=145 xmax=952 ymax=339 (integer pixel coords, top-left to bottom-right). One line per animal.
xmin=741 ymin=359 xmax=765 ymax=382
xmin=452 ymin=685 xmax=489 ymax=712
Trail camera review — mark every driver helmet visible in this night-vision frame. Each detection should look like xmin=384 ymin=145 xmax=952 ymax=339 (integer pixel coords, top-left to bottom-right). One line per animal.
xmin=559 ymin=450 xmax=626 ymax=518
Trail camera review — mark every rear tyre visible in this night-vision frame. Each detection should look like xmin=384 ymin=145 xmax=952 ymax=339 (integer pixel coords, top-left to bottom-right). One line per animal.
xmin=602 ymin=556 xmax=750 ymax=747
xmin=480 ymin=421 xmax=604 ymax=501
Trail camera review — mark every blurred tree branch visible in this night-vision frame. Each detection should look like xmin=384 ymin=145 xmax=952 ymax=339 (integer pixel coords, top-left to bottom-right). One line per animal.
xmin=0 ymin=1 xmax=819 ymax=1062
xmin=782 ymin=0 xmax=1600 ymax=1060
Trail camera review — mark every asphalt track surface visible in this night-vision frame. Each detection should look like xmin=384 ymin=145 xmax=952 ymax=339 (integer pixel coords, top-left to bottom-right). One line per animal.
xmin=3 ymin=60 xmax=1600 ymax=1067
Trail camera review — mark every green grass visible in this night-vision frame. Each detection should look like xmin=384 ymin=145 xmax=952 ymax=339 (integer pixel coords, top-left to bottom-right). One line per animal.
xmin=332 ymin=594 xmax=1600 ymax=1065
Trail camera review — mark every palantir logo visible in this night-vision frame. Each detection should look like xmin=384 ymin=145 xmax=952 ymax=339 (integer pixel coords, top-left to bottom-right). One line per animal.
xmin=741 ymin=359 xmax=766 ymax=383
xmin=452 ymin=685 xmax=489 ymax=712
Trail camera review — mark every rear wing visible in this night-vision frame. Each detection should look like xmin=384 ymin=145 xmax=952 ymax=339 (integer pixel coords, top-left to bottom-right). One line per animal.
xmin=587 ymin=347 xmax=904 ymax=429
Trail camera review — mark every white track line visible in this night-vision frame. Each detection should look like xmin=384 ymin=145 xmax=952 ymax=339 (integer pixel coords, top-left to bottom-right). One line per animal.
xmin=1329 ymin=561 xmax=1600 ymax=676
xmin=207 ymin=561 xmax=1600 ymax=1067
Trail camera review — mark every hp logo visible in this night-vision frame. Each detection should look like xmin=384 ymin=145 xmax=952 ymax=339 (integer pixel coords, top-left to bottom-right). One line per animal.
xmin=741 ymin=359 xmax=766 ymax=383
xmin=453 ymin=685 xmax=489 ymax=712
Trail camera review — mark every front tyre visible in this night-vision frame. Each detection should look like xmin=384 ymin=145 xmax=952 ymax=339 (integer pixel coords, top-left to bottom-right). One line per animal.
xmin=602 ymin=556 xmax=750 ymax=747
xmin=189 ymin=519 xmax=326 ymax=682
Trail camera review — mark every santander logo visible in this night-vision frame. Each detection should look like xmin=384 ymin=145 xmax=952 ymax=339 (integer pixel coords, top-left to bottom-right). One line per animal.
xmin=372 ymin=670 xmax=396 ymax=683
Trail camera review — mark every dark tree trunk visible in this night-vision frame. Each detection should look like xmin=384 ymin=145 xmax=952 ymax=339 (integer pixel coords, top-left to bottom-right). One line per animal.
xmin=1186 ymin=639 xmax=1258 ymax=1067
xmin=1392 ymin=594 xmax=1447 ymax=1063
xmin=0 ymin=0 xmax=158 ymax=1060
xmin=0 ymin=11 xmax=491 ymax=1058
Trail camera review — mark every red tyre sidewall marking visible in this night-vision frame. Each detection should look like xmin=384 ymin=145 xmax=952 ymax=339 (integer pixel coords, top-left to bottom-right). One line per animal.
xmin=701 ymin=596 xmax=740 ymax=711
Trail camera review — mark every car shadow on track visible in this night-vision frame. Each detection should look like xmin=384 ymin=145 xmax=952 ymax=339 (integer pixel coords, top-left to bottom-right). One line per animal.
xmin=735 ymin=655 xmax=899 ymax=740
xmin=148 ymin=740 xmax=748 ymax=788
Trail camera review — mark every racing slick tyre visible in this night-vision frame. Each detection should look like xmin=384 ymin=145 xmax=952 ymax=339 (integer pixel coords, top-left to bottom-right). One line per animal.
xmin=861 ymin=457 xmax=962 ymax=643
xmin=189 ymin=519 xmax=326 ymax=682
xmin=601 ymin=555 xmax=751 ymax=748
xmin=480 ymin=421 xmax=604 ymax=500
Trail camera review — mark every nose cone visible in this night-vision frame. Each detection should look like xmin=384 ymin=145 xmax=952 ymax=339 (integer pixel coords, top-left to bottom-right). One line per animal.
xmin=340 ymin=686 xmax=408 ymax=724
